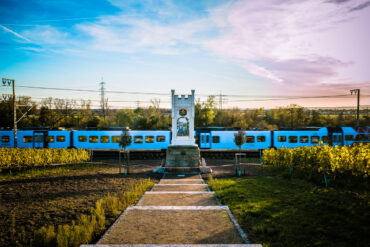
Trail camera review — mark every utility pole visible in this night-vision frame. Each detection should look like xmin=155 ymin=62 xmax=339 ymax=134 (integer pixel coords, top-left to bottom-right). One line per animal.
xmin=100 ymin=78 xmax=106 ymax=120
xmin=350 ymin=89 xmax=360 ymax=127
xmin=218 ymin=92 xmax=227 ymax=110
xmin=2 ymin=78 xmax=17 ymax=147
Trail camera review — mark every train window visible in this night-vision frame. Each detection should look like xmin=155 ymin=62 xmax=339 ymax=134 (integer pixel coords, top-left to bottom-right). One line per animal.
xmin=212 ymin=136 xmax=220 ymax=143
xmin=46 ymin=136 xmax=54 ymax=143
xmin=78 ymin=136 xmax=87 ymax=142
xmin=23 ymin=136 xmax=32 ymax=143
xmin=206 ymin=135 xmax=209 ymax=143
xmin=278 ymin=136 xmax=286 ymax=142
xmin=101 ymin=136 xmax=109 ymax=143
xmin=112 ymin=136 xmax=120 ymax=143
xmin=345 ymin=135 xmax=354 ymax=141
xmin=322 ymin=136 xmax=329 ymax=143
xmin=134 ymin=136 xmax=143 ymax=143
xmin=300 ymin=136 xmax=308 ymax=143
xmin=246 ymin=136 xmax=255 ymax=143
xmin=1 ymin=136 xmax=10 ymax=143
xmin=355 ymin=134 xmax=368 ymax=141
xmin=145 ymin=136 xmax=154 ymax=143
xmin=311 ymin=136 xmax=319 ymax=144
xmin=157 ymin=136 xmax=165 ymax=142
xmin=57 ymin=136 xmax=65 ymax=142
xmin=257 ymin=136 xmax=265 ymax=142
xmin=337 ymin=135 xmax=342 ymax=142
xmin=89 ymin=136 xmax=98 ymax=143
xmin=201 ymin=135 xmax=204 ymax=143
xmin=288 ymin=136 xmax=297 ymax=143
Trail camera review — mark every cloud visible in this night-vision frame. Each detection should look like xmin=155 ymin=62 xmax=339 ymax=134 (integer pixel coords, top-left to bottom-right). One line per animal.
xmin=350 ymin=0 xmax=370 ymax=11
xmin=77 ymin=15 xmax=212 ymax=54
xmin=202 ymin=0 xmax=370 ymax=85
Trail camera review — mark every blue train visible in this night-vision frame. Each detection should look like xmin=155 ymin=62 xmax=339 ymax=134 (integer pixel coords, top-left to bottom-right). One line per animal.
xmin=0 ymin=127 xmax=368 ymax=150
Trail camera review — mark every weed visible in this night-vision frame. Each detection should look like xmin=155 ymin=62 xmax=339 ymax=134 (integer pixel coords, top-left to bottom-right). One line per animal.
xmin=33 ymin=178 xmax=154 ymax=247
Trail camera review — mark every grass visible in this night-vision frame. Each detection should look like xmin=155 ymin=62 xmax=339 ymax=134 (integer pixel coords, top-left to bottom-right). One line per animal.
xmin=207 ymin=168 xmax=370 ymax=247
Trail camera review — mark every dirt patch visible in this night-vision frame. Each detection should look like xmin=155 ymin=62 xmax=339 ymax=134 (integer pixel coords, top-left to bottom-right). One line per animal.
xmin=0 ymin=164 xmax=158 ymax=246
xmin=152 ymin=185 xmax=208 ymax=192
xmin=99 ymin=209 xmax=244 ymax=244
xmin=138 ymin=193 xmax=218 ymax=206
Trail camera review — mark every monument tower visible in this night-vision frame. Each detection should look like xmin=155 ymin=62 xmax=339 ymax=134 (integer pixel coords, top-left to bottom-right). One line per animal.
xmin=165 ymin=90 xmax=201 ymax=170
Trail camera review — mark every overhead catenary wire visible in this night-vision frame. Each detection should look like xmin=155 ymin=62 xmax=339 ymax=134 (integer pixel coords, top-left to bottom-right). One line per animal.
xmin=15 ymin=85 xmax=370 ymax=100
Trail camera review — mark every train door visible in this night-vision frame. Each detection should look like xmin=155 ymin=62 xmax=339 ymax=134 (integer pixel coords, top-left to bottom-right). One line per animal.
xmin=33 ymin=132 xmax=45 ymax=148
xmin=200 ymin=133 xmax=211 ymax=148
xmin=332 ymin=133 xmax=342 ymax=146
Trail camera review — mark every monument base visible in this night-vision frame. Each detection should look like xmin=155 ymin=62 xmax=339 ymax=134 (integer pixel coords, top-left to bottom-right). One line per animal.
xmin=165 ymin=145 xmax=200 ymax=167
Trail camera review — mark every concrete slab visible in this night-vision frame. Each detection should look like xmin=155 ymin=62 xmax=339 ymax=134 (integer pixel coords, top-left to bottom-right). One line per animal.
xmin=163 ymin=174 xmax=202 ymax=179
xmin=152 ymin=185 xmax=209 ymax=192
xmin=137 ymin=193 xmax=218 ymax=206
xmin=82 ymin=245 xmax=262 ymax=247
xmin=159 ymin=180 xmax=204 ymax=184
xmin=98 ymin=209 xmax=244 ymax=244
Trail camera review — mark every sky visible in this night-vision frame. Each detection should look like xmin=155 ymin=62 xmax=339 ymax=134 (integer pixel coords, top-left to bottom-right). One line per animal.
xmin=0 ymin=0 xmax=369 ymax=109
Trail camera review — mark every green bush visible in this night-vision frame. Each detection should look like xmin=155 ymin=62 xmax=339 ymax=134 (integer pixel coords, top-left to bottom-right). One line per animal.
xmin=0 ymin=148 xmax=90 ymax=168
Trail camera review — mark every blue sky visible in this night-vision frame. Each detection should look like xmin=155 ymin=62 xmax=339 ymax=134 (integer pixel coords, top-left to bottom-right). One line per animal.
xmin=0 ymin=0 xmax=369 ymax=109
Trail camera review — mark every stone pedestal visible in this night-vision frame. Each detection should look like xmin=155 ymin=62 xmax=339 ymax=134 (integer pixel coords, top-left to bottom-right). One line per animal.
xmin=166 ymin=145 xmax=200 ymax=167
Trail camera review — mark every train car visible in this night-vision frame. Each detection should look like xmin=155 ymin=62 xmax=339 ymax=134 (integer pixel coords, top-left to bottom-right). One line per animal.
xmin=342 ymin=127 xmax=370 ymax=145
xmin=17 ymin=130 xmax=71 ymax=148
xmin=272 ymin=127 xmax=345 ymax=148
xmin=206 ymin=130 xmax=271 ymax=150
xmin=0 ymin=130 xmax=14 ymax=148
xmin=73 ymin=130 xmax=171 ymax=150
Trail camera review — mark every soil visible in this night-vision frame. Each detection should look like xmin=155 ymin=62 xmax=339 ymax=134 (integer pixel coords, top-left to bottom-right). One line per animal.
xmin=138 ymin=193 xmax=218 ymax=206
xmin=0 ymin=163 xmax=160 ymax=246
xmin=99 ymin=209 xmax=244 ymax=244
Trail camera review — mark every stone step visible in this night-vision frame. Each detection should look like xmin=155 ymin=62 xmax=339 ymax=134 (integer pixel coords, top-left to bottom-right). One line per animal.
xmin=152 ymin=184 xmax=209 ymax=192
xmin=137 ymin=194 xmax=218 ymax=206
xmin=163 ymin=174 xmax=202 ymax=179
xmin=137 ymin=193 xmax=218 ymax=206
xmin=96 ymin=208 xmax=246 ymax=245
xmin=164 ymin=167 xmax=201 ymax=174
xmin=159 ymin=179 xmax=204 ymax=184
xmin=82 ymin=245 xmax=262 ymax=247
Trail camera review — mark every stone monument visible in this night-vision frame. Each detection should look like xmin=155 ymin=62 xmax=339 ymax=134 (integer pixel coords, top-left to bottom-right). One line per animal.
xmin=165 ymin=90 xmax=201 ymax=171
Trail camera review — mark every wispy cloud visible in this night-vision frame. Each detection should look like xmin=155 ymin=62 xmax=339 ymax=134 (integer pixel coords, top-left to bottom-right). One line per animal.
xmin=202 ymin=0 xmax=370 ymax=87
xmin=0 ymin=24 xmax=31 ymax=42
xmin=77 ymin=15 xmax=212 ymax=54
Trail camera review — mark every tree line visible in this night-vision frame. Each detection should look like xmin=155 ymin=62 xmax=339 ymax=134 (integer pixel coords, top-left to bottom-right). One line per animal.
xmin=0 ymin=96 xmax=368 ymax=130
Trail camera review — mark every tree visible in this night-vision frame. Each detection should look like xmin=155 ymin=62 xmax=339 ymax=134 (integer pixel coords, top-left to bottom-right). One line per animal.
xmin=119 ymin=127 xmax=132 ymax=174
xmin=234 ymin=130 xmax=246 ymax=151
xmin=119 ymin=127 xmax=132 ymax=149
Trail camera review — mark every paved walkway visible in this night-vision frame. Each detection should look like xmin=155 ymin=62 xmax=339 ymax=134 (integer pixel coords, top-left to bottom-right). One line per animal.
xmin=81 ymin=174 xmax=261 ymax=247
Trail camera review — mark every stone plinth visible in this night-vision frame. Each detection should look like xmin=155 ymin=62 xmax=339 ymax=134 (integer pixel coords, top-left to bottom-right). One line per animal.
xmin=165 ymin=145 xmax=200 ymax=167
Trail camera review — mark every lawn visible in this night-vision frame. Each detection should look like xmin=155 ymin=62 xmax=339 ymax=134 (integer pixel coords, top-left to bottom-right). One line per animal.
xmin=0 ymin=163 xmax=157 ymax=246
xmin=207 ymin=168 xmax=370 ymax=247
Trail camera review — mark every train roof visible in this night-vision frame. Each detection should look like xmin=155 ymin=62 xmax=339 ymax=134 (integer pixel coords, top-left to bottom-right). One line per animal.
xmin=278 ymin=127 xmax=322 ymax=131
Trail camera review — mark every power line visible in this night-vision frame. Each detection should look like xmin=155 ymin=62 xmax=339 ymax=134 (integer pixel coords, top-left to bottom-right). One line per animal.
xmin=16 ymin=85 xmax=370 ymax=100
